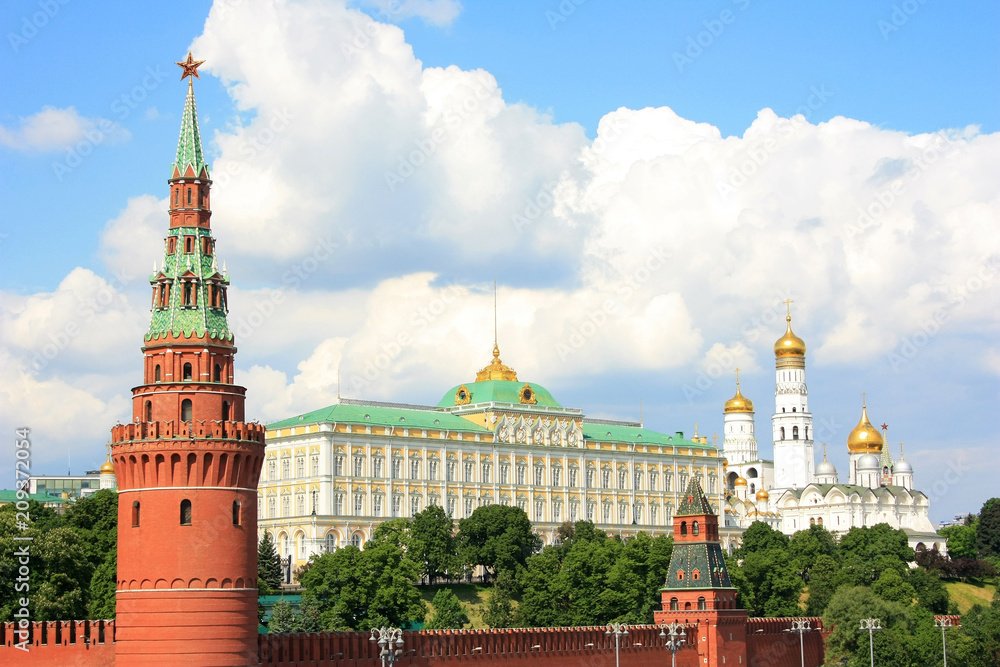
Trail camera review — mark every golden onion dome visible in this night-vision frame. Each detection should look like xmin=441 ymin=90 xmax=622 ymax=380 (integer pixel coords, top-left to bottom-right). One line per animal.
xmin=724 ymin=382 xmax=754 ymax=413
xmin=100 ymin=459 xmax=115 ymax=473
xmin=722 ymin=458 xmax=729 ymax=469
xmin=847 ymin=402 xmax=884 ymax=454
xmin=734 ymin=476 xmax=748 ymax=487
xmin=756 ymin=489 xmax=769 ymax=501
xmin=774 ymin=314 xmax=806 ymax=357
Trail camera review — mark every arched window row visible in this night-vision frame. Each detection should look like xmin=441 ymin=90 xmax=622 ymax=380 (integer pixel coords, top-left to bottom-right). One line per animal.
xmin=146 ymin=354 xmax=233 ymax=386
xmin=114 ymin=451 xmax=262 ymax=490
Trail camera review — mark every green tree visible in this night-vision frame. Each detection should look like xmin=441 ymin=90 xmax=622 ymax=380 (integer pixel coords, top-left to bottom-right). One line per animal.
xmin=258 ymin=532 xmax=283 ymax=595
xmin=823 ymin=586 xmax=932 ymax=667
xmin=734 ymin=521 xmax=789 ymax=558
xmin=411 ymin=506 xmax=458 ymax=582
xmin=299 ymin=538 xmax=426 ymax=631
xmin=804 ymin=554 xmax=845 ymax=616
xmin=941 ymin=520 xmax=979 ymax=560
xmin=425 ymin=588 xmax=469 ymax=629
xmin=788 ymin=524 xmax=838 ymax=580
xmin=907 ymin=567 xmax=949 ymax=614
xmin=268 ymin=599 xmax=298 ymax=633
xmin=952 ymin=592 xmax=1000 ymax=667
xmin=32 ymin=526 xmax=94 ymax=620
xmin=87 ymin=551 xmax=117 ymax=619
xmin=516 ymin=546 xmax=563 ymax=627
xmin=740 ymin=547 xmax=803 ymax=617
xmin=482 ymin=571 xmax=516 ymax=628
xmin=457 ymin=505 xmax=540 ymax=581
xmin=976 ymin=498 xmax=1000 ymax=559
xmin=297 ymin=593 xmax=323 ymax=633
xmin=839 ymin=524 xmax=914 ymax=585
xmin=872 ymin=569 xmax=916 ymax=605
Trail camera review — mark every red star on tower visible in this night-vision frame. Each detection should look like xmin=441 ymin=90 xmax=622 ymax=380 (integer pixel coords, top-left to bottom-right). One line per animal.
xmin=175 ymin=51 xmax=206 ymax=81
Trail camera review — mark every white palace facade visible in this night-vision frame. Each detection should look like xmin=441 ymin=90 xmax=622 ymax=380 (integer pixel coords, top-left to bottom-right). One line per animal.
xmin=722 ymin=306 xmax=945 ymax=552
xmin=259 ymin=345 xmax=737 ymax=575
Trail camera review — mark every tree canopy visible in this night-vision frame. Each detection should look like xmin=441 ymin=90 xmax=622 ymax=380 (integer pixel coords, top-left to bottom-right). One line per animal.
xmin=456 ymin=505 xmax=540 ymax=581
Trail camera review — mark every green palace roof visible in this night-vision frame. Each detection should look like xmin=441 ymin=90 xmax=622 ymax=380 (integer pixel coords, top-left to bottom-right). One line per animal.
xmin=581 ymin=422 xmax=710 ymax=449
xmin=267 ymin=402 xmax=492 ymax=433
xmin=437 ymin=380 xmax=562 ymax=408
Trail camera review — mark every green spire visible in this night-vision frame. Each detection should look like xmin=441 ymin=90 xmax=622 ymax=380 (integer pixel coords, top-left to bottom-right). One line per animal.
xmin=172 ymin=81 xmax=208 ymax=178
xmin=879 ymin=430 xmax=893 ymax=470
xmin=677 ymin=478 xmax=713 ymax=516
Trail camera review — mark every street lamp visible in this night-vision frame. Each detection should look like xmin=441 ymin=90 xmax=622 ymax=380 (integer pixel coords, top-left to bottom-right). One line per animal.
xmin=369 ymin=626 xmax=404 ymax=666
xmin=858 ymin=618 xmax=882 ymax=667
xmin=783 ymin=618 xmax=812 ymax=667
xmin=934 ymin=616 xmax=958 ymax=667
xmin=605 ymin=622 xmax=629 ymax=667
xmin=659 ymin=622 xmax=686 ymax=667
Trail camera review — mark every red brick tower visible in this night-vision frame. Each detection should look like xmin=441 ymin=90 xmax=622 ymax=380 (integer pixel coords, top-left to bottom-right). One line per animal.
xmin=109 ymin=53 xmax=265 ymax=666
xmin=654 ymin=478 xmax=747 ymax=665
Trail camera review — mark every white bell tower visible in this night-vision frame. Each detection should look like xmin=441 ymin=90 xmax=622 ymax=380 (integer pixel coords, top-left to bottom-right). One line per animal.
xmin=771 ymin=301 xmax=815 ymax=490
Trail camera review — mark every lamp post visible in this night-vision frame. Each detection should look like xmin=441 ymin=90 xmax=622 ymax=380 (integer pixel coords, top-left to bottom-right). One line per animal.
xmin=783 ymin=618 xmax=811 ymax=667
xmin=934 ymin=616 xmax=957 ymax=667
xmin=859 ymin=618 xmax=882 ymax=667
xmin=369 ymin=626 xmax=404 ymax=666
xmin=659 ymin=621 xmax=686 ymax=667
xmin=605 ymin=622 xmax=629 ymax=667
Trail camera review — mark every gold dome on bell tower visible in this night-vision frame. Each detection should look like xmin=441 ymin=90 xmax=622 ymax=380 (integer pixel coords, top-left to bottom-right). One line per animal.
xmin=774 ymin=300 xmax=806 ymax=358
xmin=724 ymin=368 xmax=755 ymax=413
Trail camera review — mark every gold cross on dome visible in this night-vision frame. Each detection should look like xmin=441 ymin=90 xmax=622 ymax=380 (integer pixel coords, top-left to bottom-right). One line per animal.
xmin=176 ymin=51 xmax=206 ymax=81
xmin=783 ymin=298 xmax=794 ymax=317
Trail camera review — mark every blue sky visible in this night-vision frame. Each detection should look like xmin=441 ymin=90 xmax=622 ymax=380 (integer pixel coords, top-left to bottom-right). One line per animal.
xmin=1 ymin=0 xmax=998 ymax=522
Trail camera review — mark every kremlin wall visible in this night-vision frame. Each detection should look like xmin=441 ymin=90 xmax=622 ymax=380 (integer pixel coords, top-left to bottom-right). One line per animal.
xmin=0 ymin=54 xmax=850 ymax=666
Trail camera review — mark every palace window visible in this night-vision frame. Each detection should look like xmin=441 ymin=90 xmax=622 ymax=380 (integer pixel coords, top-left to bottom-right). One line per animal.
xmin=665 ymin=471 xmax=673 ymax=491
xmin=180 ymin=499 xmax=192 ymax=525
xmin=517 ymin=498 xmax=527 ymax=512
xmin=534 ymin=500 xmax=544 ymax=521
xmin=281 ymin=459 xmax=290 ymax=479
xmin=296 ymin=457 xmax=304 ymax=478
xmin=481 ymin=462 xmax=491 ymax=483
xmin=392 ymin=457 xmax=402 ymax=479
xmin=649 ymin=471 xmax=658 ymax=490
xmin=334 ymin=455 xmax=344 ymax=476
xmin=602 ymin=469 xmax=611 ymax=489
xmin=296 ymin=494 xmax=304 ymax=515
xmin=354 ymin=456 xmax=364 ymax=477
xmin=325 ymin=534 xmax=337 ymax=552
xmin=373 ymin=457 xmax=383 ymax=478
xmin=354 ymin=494 xmax=363 ymax=515
xmin=568 ymin=467 xmax=577 ymax=487
xmin=464 ymin=461 xmax=474 ymax=482
xmin=633 ymin=502 xmax=642 ymax=523
xmin=282 ymin=496 xmax=290 ymax=517
xmin=534 ymin=466 xmax=544 ymax=486
xmin=679 ymin=470 xmax=688 ymax=490
xmin=500 ymin=463 xmax=509 ymax=484
xmin=586 ymin=502 xmax=595 ymax=521
xmin=410 ymin=459 xmax=420 ymax=480
xmin=446 ymin=461 xmax=455 ymax=481
xmin=464 ymin=498 xmax=474 ymax=518
xmin=267 ymin=497 xmax=276 ymax=518
xmin=551 ymin=466 xmax=561 ymax=487
xmin=586 ymin=468 xmax=595 ymax=489
xmin=633 ymin=470 xmax=642 ymax=490
xmin=618 ymin=503 xmax=627 ymax=523
xmin=392 ymin=495 xmax=401 ymax=517
xmin=516 ymin=464 xmax=526 ymax=485
xmin=334 ymin=493 xmax=344 ymax=516
xmin=447 ymin=497 xmax=456 ymax=517
xmin=410 ymin=496 xmax=420 ymax=516
xmin=373 ymin=496 xmax=383 ymax=517
xmin=650 ymin=504 xmax=658 ymax=525
xmin=553 ymin=501 xmax=562 ymax=522
xmin=618 ymin=470 xmax=627 ymax=489
xmin=311 ymin=455 xmax=319 ymax=476
xmin=602 ymin=503 xmax=612 ymax=523
xmin=570 ymin=502 xmax=578 ymax=522
xmin=428 ymin=460 xmax=438 ymax=481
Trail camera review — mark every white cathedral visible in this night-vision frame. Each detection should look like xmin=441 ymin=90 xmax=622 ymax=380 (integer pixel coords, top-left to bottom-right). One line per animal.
xmin=722 ymin=307 xmax=946 ymax=553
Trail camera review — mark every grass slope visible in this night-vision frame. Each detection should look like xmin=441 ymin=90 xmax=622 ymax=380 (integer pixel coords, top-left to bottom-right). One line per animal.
xmin=945 ymin=581 xmax=996 ymax=614
xmin=420 ymin=584 xmax=492 ymax=628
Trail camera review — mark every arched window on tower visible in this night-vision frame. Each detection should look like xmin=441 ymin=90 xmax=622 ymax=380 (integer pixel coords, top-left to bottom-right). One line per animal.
xmin=183 ymin=363 xmax=192 ymax=381
xmin=670 ymin=597 xmax=679 ymax=611
xmin=131 ymin=501 xmax=140 ymax=527
xmin=805 ymin=426 xmax=809 ymax=440
xmin=154 ymin=364 xmax=161 ymax=382
xmin=793 ymin=426 xmax=799 ymax=440
xmin=780 ymin=427 xmax=785 ymax=440
xmin=144 ymin=400 xmax=152 ymax=422
xmin=693 ymin=521 xmax=700 ymax=536
xmin=232 ymin=500 xmax=242 ymax=526
xmin=680 ymin=521 xmax=687 ymax=536
xmin=213 ymin=364 xmax=221 ymax=382
xmin=174 ymin=188 xmax=179 ymax=206
xmin=181 ymin=399 xmax=193 ymax=423
xmin=698 ymin=597 xmax=706 ymax=611
xmin=180 ymin=499 xmax=192 ymax=525
xmin=187 ymin=188 xmax=192 ymax=205
xmin=222 ymin=401 xmax=230 ymax=422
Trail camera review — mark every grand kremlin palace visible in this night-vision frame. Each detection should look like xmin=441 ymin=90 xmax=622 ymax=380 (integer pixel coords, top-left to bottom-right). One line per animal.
xmin=259 ymin=345 xmax=735 ymax=574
